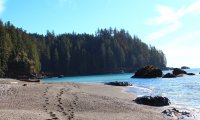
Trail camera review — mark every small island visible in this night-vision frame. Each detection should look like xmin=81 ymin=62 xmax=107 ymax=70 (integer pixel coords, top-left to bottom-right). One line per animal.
xmin=181 ymin=66 xmax=190 ymax=69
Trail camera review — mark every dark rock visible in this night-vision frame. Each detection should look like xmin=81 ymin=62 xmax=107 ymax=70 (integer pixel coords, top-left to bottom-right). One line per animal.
xmin=22 ymin=84 xmax=27 ymax=86
xmin=162 ymin=108 xmax=191 ymax=118
xmin=187 ymin=73 xmax=195 ymax=75
xmin=105 ymin=81 xmax=132 ymax=86
xmin=162 ymin=109 xmax=175 ymax=117
xmin=132 ymin=65 xmax=163 ymax=78
xmin=163 ymin=73 xmax=176 ymax=78
xmin=135 ymin=96 xmax=170 ymax=106
xmin=172 ymin=68 xmax=187 ymax=76
xmin=181 ymin=66 xmax=190 ymax=69
xmin=176 ymin=74 xmax=185 ymax=77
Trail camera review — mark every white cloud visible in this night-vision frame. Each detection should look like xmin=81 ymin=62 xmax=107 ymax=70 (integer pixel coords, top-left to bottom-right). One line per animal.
xmin=146 ymin=0 xmax=200 ymax=68
xmin=146 ymin=0 xmax=200 ymax=40
xmin=0 ymin=0 xmax=5 ymax=16
xmin=148 ymin=22 xmax=181 ymax=40
xmin=146 ymin=5 xmax=181 ymax=25
xmin=185 ymin=0 xmax=200 ymax=14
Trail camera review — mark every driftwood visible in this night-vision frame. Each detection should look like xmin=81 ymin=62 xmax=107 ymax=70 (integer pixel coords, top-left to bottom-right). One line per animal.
xmin=19 ymin=79 xmax=40 ymax=82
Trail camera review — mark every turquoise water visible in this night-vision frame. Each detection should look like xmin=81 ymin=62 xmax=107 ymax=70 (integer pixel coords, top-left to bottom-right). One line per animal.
xmin=43 ymin=68 xmax=200 ymax=112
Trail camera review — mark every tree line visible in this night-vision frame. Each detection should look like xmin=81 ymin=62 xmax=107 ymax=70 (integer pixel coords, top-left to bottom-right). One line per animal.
xmin=0 ymin=21 xmax=167 ymax=78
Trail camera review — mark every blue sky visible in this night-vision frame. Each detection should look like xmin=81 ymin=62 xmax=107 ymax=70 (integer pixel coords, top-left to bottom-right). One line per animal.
xmin=0 ymin=0 xmax=200 ymax=68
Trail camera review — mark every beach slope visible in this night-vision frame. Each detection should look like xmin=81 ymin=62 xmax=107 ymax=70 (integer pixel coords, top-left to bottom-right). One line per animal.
xmin=0 ymin=79 xmax=165 ymax=120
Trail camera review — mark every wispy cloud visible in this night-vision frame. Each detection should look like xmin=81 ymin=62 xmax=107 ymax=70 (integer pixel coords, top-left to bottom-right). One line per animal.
xmin=0 ymin=0 xmax=5 ymax=16
xmin=146 ymin=0 xmax=200 ymax=40
xmin=184 ymin=0 xmax=200 ymax=15
xmin=147 ymin=21 xmax=182 ymax=40
xmin=146 ymin=5 xmax=182 ymax=25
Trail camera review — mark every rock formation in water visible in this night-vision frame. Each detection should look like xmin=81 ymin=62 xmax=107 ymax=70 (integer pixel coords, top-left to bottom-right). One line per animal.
xmin=181 ymin=66 xmax=190 ymax=69
xmin=162 ymin=73 xmax=176 ymax=78
xmin=131 ymin=65 xmax=162 ymax=78
xmin=172 ymin=68 xmax=187 ymax=76
xmin=186 ymin=73 xmax=195 ymax=75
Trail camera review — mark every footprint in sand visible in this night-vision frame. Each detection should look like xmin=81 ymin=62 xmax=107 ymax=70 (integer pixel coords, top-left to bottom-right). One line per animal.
xmin=55 ymin=88 xmax=69 ymax=118
xmin=66 ymin=93 xmax=78 ymax=120
xmin=43 ymin=87 xmax=80 ymax=120
xmin=43 ymin=86 xmax=60 ymax=120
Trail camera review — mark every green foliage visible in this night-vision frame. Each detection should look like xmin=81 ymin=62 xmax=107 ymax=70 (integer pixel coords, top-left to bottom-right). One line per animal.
xmin=0 ymin=21 xmax=167 ymax=78
xmin=0 ymin=21 xmax=13 ymax=77
xmin=0 ymin=21 xmax=40 ymax=77
xmin=35 ymin=28 xmax=167 ymax=75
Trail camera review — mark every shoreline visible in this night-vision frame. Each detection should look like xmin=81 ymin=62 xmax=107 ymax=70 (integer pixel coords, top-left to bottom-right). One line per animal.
xmin=40 ymin=80 xmax=200 ymax=120
xmin=0 ymin=78 xmax=198 ymax=120
xmin=124 ymin=83 xmax=200 ymax=120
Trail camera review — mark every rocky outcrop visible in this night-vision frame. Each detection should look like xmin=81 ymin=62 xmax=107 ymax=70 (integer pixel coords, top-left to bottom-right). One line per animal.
xmin=172 ymin=68 xmax=187 ymax=76
xmin=162 ymin=73 xmax=176 ymax=78
xmin=132 ymin=66 xmax=195 ymax=79
xmin=181 ymin=66 xmax=190 ymax=69
xmin=187 ymin=73 xmax=195 ymax=75
xmin=131 ymin=65 xmax=162 ymax=78
xmin=162 ymin=108 xmax=191 ymax=119
xmin=176 ymin=74 xmax=185 ymax=77
xmin=105 ymin=81 xmax=132 ymax=86
xmin=134 ymin=96 xmax=170 ymax=107
xmin=163 ymin=70 xmax=195 ymax=78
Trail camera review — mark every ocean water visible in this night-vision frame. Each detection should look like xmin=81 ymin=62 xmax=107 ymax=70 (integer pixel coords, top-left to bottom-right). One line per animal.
xmin=42 ymin=68 xmax=200 ymax=113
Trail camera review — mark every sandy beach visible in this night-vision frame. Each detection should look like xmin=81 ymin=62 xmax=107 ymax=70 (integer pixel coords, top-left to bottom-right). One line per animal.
xmin=0 ymin=79 xmax=176 ymax=120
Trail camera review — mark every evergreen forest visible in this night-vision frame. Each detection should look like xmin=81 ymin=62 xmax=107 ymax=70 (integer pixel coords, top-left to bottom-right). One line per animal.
xmin=0 ymin=21 xmax=167 ymax=78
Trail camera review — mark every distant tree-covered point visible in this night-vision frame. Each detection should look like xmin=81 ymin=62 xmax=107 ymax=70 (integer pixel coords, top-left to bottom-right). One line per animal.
xmin=0 ymin=21 xmax=167 ymax=78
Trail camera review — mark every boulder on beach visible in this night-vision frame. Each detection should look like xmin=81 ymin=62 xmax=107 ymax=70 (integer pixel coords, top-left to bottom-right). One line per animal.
xmin=162 ymin=73 xmax=176 ymax=78
xmin=172 ymin=68 xmax=187 ymax=76
xmin=162 ymin=108 xmax=191 ymax=118
xmin=131 ymin=65 xmax=162 ymax=78
xmin=105 ymin=81 xmax=132 ymax=86
xmin=135 ymin=96 xmax=170 ymax=107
